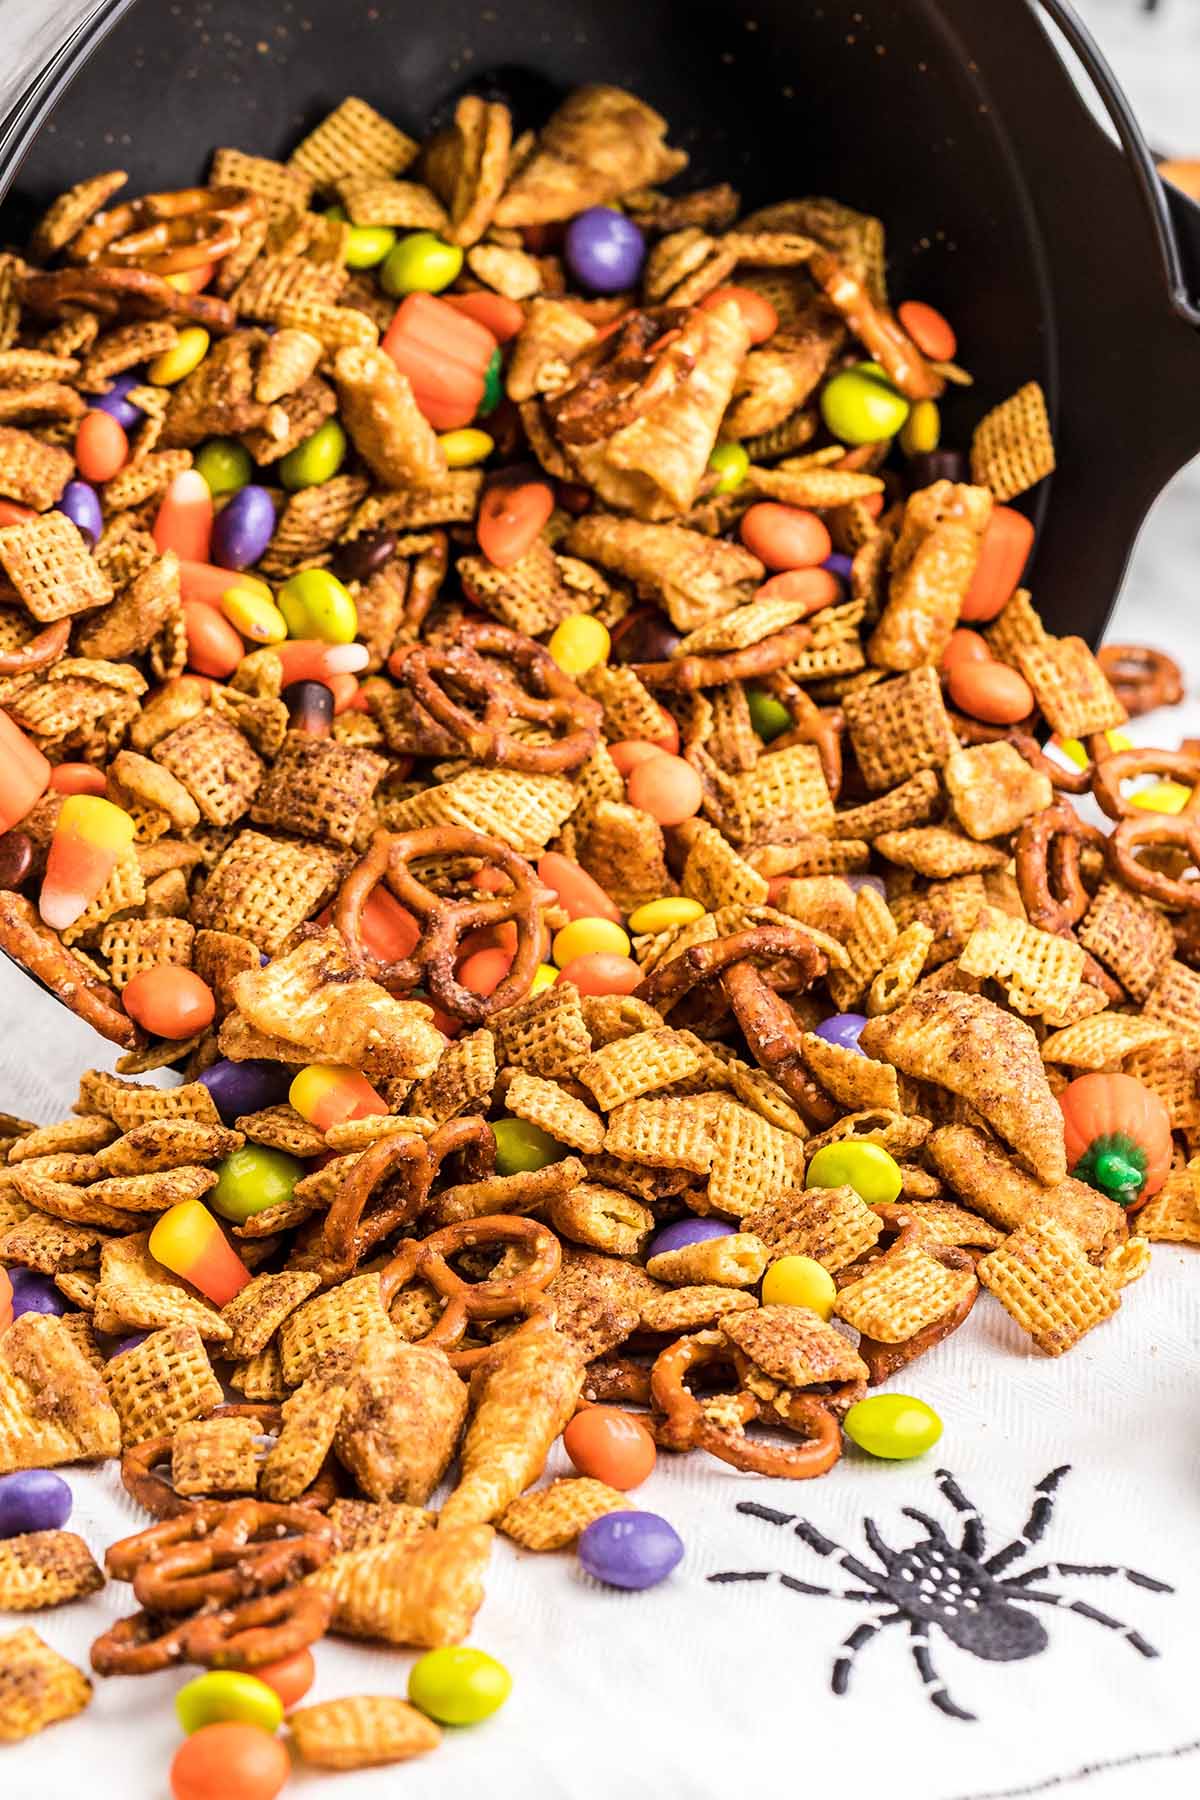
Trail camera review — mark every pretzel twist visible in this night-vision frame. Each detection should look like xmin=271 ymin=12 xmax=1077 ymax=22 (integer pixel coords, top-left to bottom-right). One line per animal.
xmin=1092 ymin=749 xmax=1200 ymax=909
xmin=69 ymin=185 xmax=261 ymax=275
xmin=649 ymin=1332 xmax=843 ymax=1478
xmin=318 ymin=1114 xmax=495 ymax=1275
xmin=380 ymin=1212 xmax=561 ymax=1371
xmin=90 ymin=1588 xmax=333 ymax=1676
xmin=632 ymin=621 xmax=815 ymax=692
xmin=1096 ymin=644 xmax=1183 ymax=717
xmin=0 ymin=618 xmax=70 ymax=676
xmin=1015 ymin=802 xmax=1106 ymax=935
xmin=0 ymin=890 xmax=141 ymax=1047
xmin=544 ymin=307 xmax=696 ymax=444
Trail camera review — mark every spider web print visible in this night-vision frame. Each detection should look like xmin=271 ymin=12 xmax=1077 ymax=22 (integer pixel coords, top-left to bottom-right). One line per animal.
xmin=708 ymin=1464 xmax=1175 ymax=1726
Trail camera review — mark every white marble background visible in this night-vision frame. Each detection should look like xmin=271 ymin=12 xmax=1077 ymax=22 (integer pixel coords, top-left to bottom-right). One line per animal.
xmin=0 ymin=6 xmax=1199 ymax=1800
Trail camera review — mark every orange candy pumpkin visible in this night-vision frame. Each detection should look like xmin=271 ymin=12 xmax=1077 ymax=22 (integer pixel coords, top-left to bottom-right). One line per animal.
xmin=1058 ymin=1072 xmax=1172 ymax=1212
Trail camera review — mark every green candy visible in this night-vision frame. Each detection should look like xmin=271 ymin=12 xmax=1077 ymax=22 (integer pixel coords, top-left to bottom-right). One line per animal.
xmin=175 ymin=1670 xmax=284 ymax=1736
xmin=492 ymin=1117 xmax=565 ymax=1176
xmin=478 ymin=347 xmax=503 ymax=417
xmin=194 ymin=437 xmax=252 ymax=496
xmin=280 ymin=419 xmax=347 ymax=490
xmin=707 ymin=439 xmax=749 ymax=495
xmin=325 ymin=203 xmax=397 ymax=270
xmin=806 ymin=1139 xmax=903 ymax=1206
xmin=844 ymin=1394 xmax=943 ymax=1461
xmin=380 ymin=232 xmax=464 ymax=296
xmin=408 ymin=1647 xmax=512 ymax=1726
xmin=211 ymin=1146 xmax=303 ymax=1223
xmin=278 ymin=567 xmax=358 ymax=644
xmin=745 ymin=685 xmax=792 ymax=742
xmin=820 ymin=364 xmax=911 ymax=446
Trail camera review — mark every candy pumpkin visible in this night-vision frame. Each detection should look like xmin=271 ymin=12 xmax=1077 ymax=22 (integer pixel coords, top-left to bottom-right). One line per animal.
xmin=1058 ymin=1072 xmax=1172 ymax=1211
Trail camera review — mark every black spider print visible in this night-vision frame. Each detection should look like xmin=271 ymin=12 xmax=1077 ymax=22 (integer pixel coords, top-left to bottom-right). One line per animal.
xmin=708 ymin=1465 xmax=1173 ymax=1722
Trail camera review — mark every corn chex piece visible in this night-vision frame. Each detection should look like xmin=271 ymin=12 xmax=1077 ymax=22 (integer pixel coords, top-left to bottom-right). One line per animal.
xmin=502 ymin=1069 xmax=604 ymax=1153
xmin=708 ymin=1098 xmax=807 ymax=1217
xmin=289 ymin=97 xmax=420 ymax=188
xmin=970 ymin=381 xmax=1055 ymax=501
xmin=291 ymin=1695 xmax=441 ymax=1769
xmin=868 ymin=921 xmax=935 ymax=1014
xmin=407 ymin=1029 xmax=497 ymax=1124
xmin=211 ymin=146 xmax=313 ymax=216
xmin=7 ymin=1116 xmax=115 ymax=1161
xmin=101 ymin=1325 xmax=223 ymax=1445
xmin=827 ymin=884 xmax=898 ymax=1011
xmin=721 ymin=1304 xmax=868 ymax=1393
xmin=1122 ymin=1040 xmax=1200 ymax=1132
xmin=603 ymin=1095 xmax=717 ymax=1175
xmin=959 ymin=908 xmax=1085 ymax=1024
xmin=726 ymin=742 xmax=834 ymax=840
xmin=0 ymin=510 xmax=112 ymax=621
xmin=842 ymin=668 xmax=955 ymax=792
xmin=220 ymin=1270 xmax=323 ymax=1361
xmin=835 ymin=1238 xmax=977 ymax=1341
xmin=1136 ymin=1159 xmax=1200 ymax=1246
xmin=229 ymin=1343 xmax=287 ymax=1403
xmin=91 ymin=1114 xmax=235 ymax=1172
xmin=801 ymin=1032 xmax=900 ymax=1112
xmin=1040 ymin=1012 xmax=1174 ymax=1071
xmin=171 ymin=1415 xmax=261 ymax=1497
xmin=328 ymin=1499 xmax=435 ymax=1553
xmin=977 ymin=1215 xmax=1125 ymax=1355
xmin=192 ymin=828 xmax=344 ymax=954
xmin=0 ymin=1628 xmax=91 ymax=1742
xmin=0 ymin=1210 xmax=104 ymax=1272
xmin=579 ymin=1027 xmax=704 ymax=1110
xmin=1009 ymin=635 xmax=1126 ymax=740
xmin=0 ymin=1314 xmax=120 ymax=1470
xmin=92 ymin=1231 xmax=230 ymax=1339
xmin=1142 ymin=959 xmax=1200 ymax=1040
xmin=646 ymin=1231 xmax=768 ymax=1288
xmin=279 ymin=1273 xmax=391 ymax=1386
xmin=305 ymin=1523 xmax=492 ymax=1647
xmin=875 ymin=827 xmax=1007 ymax=879
xmin=576 ymin=799 xmax=673 ymax=914
xmin=743 ymin=1184 xmax=882 ymax=1272
xmin=263 ymin=1350 xmax=359 ymax=1503
xmin=680 ymin=818 xmax=769 ymax=910
xmin=1077 ymin=880 xmax=1175 ymax=1002
xmin=235 ymin=1104 xmax=327 ymax=1159
xmin=250 ymin=732 xmax=386 ymax=847
xmin=0 ymin=427 xmax=74 ymax=512
xmin=884 ymin=1200 xmax=1005 ymax=1249
xmin=98 ymin=916 xmax=195 ymax=990
xmin=388 ymin=766 xmax=576 ymax=855
xmin=638 ymin=1284 xmax=756 ymax=1333
xmin=498 ymin=1477 xmax=629 ymax=1551
xmin=579 ymin=660 xmax=672 ymax=741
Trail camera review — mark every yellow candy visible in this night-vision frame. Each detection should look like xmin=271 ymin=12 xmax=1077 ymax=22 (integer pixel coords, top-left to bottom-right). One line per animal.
xmin=220 ymin=585 xmax=288 ymax=644
xmin=899 ymin=398 xmax=940 ymax=457
xmin=761 ymin=1255 xmax=837 ymax=1318
xmin=438 ymin=428 xmax=494 ymax=468
xmin=1054 ymin=728 xmax=1132 ymax=770
xmin=552 ymin=916 xmax=631 ymax=967
xmin=627 ymin=897 xmax=706 ymax=934
xmin=530 ymin=962 xmax=559 ymax=993
xmin=1131 ymin=780 xmax=1192 ymax=815
xmin=548 ymin=614 xmax=610 ymax=677
xmin=149 ymin=326 xmax=211 ymax=385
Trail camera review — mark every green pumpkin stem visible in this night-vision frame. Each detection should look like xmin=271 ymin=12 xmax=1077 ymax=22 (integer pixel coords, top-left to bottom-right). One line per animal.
xmin=1071 ymin=1132 xmax=1148 ymax=1207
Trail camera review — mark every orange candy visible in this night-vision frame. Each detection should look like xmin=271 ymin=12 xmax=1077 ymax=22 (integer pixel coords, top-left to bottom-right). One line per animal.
xmin=49 ymin=762 xmax=108 ymax=797
xmin=183 ymin=599 xmax=244 ymax=679
xmin=74 ymin=410 xmax=128 ymax=483
xmin=154 ymin=469 xmax=214 ymax=563
xmin=166 ymin=261 xmax=215 ymax=294
xmin=700 ymin=284 xmax=778 ymax=345
xmin=458 ymin=945 xmax=514 ymax=997
xmin=476 ymin=478 xmax=555 ymax=569
xmin=0 ymin=500 xmax=35 ymax=527
xmin=608 ymin=739 xmax=665 ymax=778
xmin=897 ymin=299 xmax=958 ymax=362
xmin=960 ymin=505 xmax=1035 ymax=623
xmin=563 ymin=1407 xmax=656 ymax=1490
xmin=443 ymin=290 xmax=525 ymax=343
xmin=626 ymin=751 xmax=703 ymax=826
xmin=170 ymin=1721 xmax=289 ymax=1800
xmin=0 ymin=709 xmax=50 ymax=833
xmin=381 ymin=292 xmax=496 ymax=430
xmin=754 ymin=567 xmax=841 ymax=616
xmin=739 ymin=502 xmax=832 ymax=571
xmin=947 ymin=658 xmax=1035 ymax=725
xmin=538 ymin=852 xmax=622 ymax=923
xmin=252 ymin=1647 xmax=315 ymax=1709
xmin=123 ymin=966 xmax=216 ymax=1039
xmin=940 ymin=628 xmax=992 ymax=673
xmin=357 ymin=885 xmax=421 ymax=964
xmin=557 ymin=952 xmax=642 ymax=997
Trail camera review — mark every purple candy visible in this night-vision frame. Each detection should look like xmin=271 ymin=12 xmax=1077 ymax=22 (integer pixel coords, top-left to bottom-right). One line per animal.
xmin=8 ymin=1268 xmax=70 ymax=1319
xmin=211 ymin=484 xmax=276 ymax=571
xmin=0 ymin=1470 xmax=72 ymax=1538
xmin=845 ymin=874 xmax=888 ymax=899
xmin=91 ymin=372 xmax=143 ymax=430
xmin=564 ymin=207 xmax=645 ymax=294
xmin=578 ymin=1511 xmax=684 ymax=1590
xmin=199 ymin=1057 xmax=293 ymax=1124
xmin=821 ymin=553 xmax=855 ymax=582
xmin=57 ymin=479 xmax=103 ymax=543
xmin=648 ymin=1216 xmax=733 ymax=1259
xmin=814 ymin=1011 xmax=868 ymax=1054
xmin=108 ymin=1332 xmax=150 ymax=1358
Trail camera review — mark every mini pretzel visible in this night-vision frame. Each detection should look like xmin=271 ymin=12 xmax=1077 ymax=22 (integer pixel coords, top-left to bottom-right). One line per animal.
xmin=1097 ymin=644 xmax=1183 ymax=717
xmin=632 ymin=621 xmax=814 ymax=692
xmin=0 ymin=890 xmax=141 ymax=1047
xmin=120 ymin=1405 xmax=338 ymax=1519
xmin=107 ymin=1499 xmax=335 ymax=1614
xmin=18 ymin=265 xmax=236 ymax=333
xmin=807 ymin=246 xmax=945 ymax=400
xmin=757 ymin=671 xmax=844 ymax=796
xmin=850 ymin=1220 xmax=980 ymax=1384
xmin=70 ymin=185 xmax=261 ymax=275
xmin=1015 ymin=802 xmax=1106 ymax=934
xmin=336 ymin=825 xmax=545 ymax=1024
xmin=1091 ymin=748 xmax=1200 ymax=909
xmin=379 ymin=1213 xmax=561 ymax=1371
xmin=391 ymin=621 xmax=601 ymax=773
xmin=649 ymin=1331 xmax=843 ymax=1479
xmin=1091 ymin=747 xmax=1200 ymax=820
xmin=319 ymin=1114 xmax=495 ymax=1274
xmin=544 ymin=307 xmax=695 ymax=444
xmin=91 ymin=1588 xmax=333 ymax=1676
xmin=0 ymin=618 xmax=70 ymax=676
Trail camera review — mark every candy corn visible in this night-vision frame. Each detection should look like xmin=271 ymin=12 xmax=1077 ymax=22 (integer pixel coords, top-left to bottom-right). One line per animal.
xmin=289 ymin=1065 xmax=389 ymax=1133
xmin=154 ymin=468 xmax=214 ymax=563
xmin=275 ymin=639 xmax=370 ymax=686
xmin=39 ymin=795 xmax=135 ymax=931
xmin=149 ymin=1199 xmax=251 ymax=1305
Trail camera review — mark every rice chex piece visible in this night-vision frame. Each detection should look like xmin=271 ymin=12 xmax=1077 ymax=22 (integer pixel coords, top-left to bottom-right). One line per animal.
xmin=493 ymin=984 xmax=592 ymax=1078
xmin=386 ymin=767 xmax=576 ymax=854
xmin=743 ymin=1183 xmax=882 ymax=1272
xmin=101 ymin=1323 xmax=222 ymax=1444
xmin=192 ymin=828 xmax=344 ymax=954
xmin=171 ymin=1415 xmax=261 ymax=1496
xmin=721 ymin=1304 xmax=868 ymax=1391
xmin=279 ymin=1273 xmax=391 ymax=1385
xmin=835 ymin=1238 xmax=976 ymax=1341
xmin=1136 ymin=1159 xmax=1200 ymax=1246
xmin=305 ymin=1523 xmax=491 ymax=1646
xmin=76 ymin=1071 xmax=221 ymax=1130
xmin=289 ymin=98 xmax=420 ymax=188
xmin=970 ymin=381 xmax=1055 ymax=501
xmin=502 ymin=1069 xmax=604 ymax=1153
xmin=250 ymin=733 xmax=386 ymax=846
xmin=328 ymin=1499 xmax=435 ymax=1553
xmin=578 ymin=1028 xmax=703 ymax=1111
xmin=827 ymin=884 xmax=898 ymax=1010
xmin=211 ymin=146 xmax=313 ymax=216
xmin=221 ymin=1269 xmax=323 ymax=1360
xmin=1040 ymin=1011 xmax=1174 ymax=1070
xmin=603 ymin=1096 xmax=716 ymax=1175
xmin=92 ymin=1233 xmax=230 ymax=1341
xmin=153 ymin=711 xmax=264 ymax=826
xmin=498 ymin=1477 xmax=628 ymax=1551
xmin=680 ymin=818 xmax=769 ymax=909
xmin=1077 ymin=880 xmax=1176 ymax=1002
xmin=708 ymin=1098 xmax=806 ymax=1217
xmin=977 ymin=1215 xmax=1123 ymax=1355
xmin=959 ymin=908 xmax=1085 ymax=1024
xmin=1009 ymin=635 xmax=1127 ymax=739
xmin=638 ymin=1284 xmax=755 ymax=1333
xmin=0 ymin=1628 xmax=91 ymax=1742
xmin=406 ymin=1030 xmax=497 ymax=1125
xmin=842 ymin=668 xmax=955 ymax=792
xmin=0 ymin=1530 xmax=104 ymax=1612
xmin=0 ymin=428 xmax=74 ymax=512
xmin=0 ymin=511 xmax=112 ymax=620
xmin=290 ymin=1695 xmax=441 ymax=1769
xmin=262 ymin=1349 xmax=357 ymax=1502
xmin=0 ymin=1314 xmax=120 ymax=1470
xmin=1142 ymin=959 xmax=1200 ymax=1041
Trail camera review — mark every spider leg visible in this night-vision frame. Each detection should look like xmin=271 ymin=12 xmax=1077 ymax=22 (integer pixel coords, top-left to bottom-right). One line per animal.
xmin=984 ymin=1465 xmax=1072 ymax=1575
xmin=792 ymin=1519 xmax=889 ymax=1592
xmin=1004 ymin=1562 xmax=1173 ymax=1595
xmin=707 ymin=1569 xmax=875 ymax=1601
xmin=935 ymin=1468 xmax=986 ymax=1559
xmin=831 ymin=1610 xmax=902 ymax=1696
xmin=1010 ymin=1587 xmax=1160 ymax=1658
xmin=732 ymin=1500 xmax=889 ymax=1594
xmin=901 ymin=1507 xmax=952 ymax=1547
xmin=862 ymin=1517 xmax=897 ymax=1571
xmin=735 ymin=1501 xmax=795 ymax=1529
xmin=908 ymin=1621 xmax=977 ymax=1721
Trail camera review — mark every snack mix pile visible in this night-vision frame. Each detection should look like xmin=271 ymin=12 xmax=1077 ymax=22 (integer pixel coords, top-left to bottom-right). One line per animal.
xmin=0 ymin=82 xmax=1196 ymax=1789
